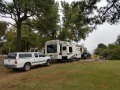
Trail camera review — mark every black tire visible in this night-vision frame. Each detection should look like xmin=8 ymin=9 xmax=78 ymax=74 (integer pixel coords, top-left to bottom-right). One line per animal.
xmin=46 ymin=60 xmax=50 ymax=66
xmin=24 ymin=63 xmax=31 ymax=71
xmin=57 ymin=59 xmax=62 ymax=63
xmin=12 ymin=68 xmax=19 ymax=71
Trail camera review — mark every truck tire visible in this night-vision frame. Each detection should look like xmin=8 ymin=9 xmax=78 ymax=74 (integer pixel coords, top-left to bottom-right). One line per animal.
xmin=24 ymin=63 xmax=31 ymax=71
xmin=12 ymin=68 xmax=19 ymax=71
xmin=46 ymin=60 xmax=50 ymax=66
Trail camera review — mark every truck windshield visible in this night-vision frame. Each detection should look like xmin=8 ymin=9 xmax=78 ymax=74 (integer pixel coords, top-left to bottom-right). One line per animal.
xmin=47 ymin=44 xmax=57 ymax=53
xmin=7 ymin=53 xmax=16 ymax=59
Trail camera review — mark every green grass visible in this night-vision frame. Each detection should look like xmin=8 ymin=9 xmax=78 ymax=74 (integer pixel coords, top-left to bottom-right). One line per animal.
xmin=0 ymin=60 xmax=120 ymax=90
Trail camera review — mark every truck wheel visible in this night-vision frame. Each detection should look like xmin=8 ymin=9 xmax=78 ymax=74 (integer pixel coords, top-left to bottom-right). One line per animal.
xmin=46 ymin=60 xmax=50 ymax=66
xmin=24 ymin=63 xmax=31 ymax=71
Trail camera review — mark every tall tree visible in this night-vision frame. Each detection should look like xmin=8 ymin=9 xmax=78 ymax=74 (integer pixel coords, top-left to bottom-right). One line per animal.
xmin=78 ymin=0 xmax=120 ymax=24
xmin=32 ymin=2 xmax=59 ymax=40
xmin=3 ymin=27 xmax=17 ymax=53
xmin=0 ymin=21 xmax=8 ymax=42
xmin=98 ymin=0 xmax=120 ymax=24
xmin=3 ymin=25 xmax=42 ymax=53
xmin=60 ymin=1 xmax=92 ymax=42
xmin=94 ymin=43 xmax=107 ymax=55
xmin=0 ymin=21 xmax=8 ymax=54
xmin=98 ymin=43 xmax=107 ymax=48
xmin=0 ymin=0 xmax=54 ymax=51
xmin=115 ymin=35 xmax=120 ymax=45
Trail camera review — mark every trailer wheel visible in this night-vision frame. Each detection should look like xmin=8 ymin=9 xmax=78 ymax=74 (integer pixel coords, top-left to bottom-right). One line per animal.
xmin=46 ymin=60 xmax=50 ymax=66
xmin=24 ymin=63 xmax=31 ymax=71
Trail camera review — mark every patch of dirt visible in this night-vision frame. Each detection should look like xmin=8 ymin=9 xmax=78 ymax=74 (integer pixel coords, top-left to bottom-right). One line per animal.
xmin=0 ymin=62 xmax=65 ymax=82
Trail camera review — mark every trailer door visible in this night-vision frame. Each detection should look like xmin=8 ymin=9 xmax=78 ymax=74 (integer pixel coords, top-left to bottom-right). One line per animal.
xmin=62 ymin=46 xmax=67 ymax=56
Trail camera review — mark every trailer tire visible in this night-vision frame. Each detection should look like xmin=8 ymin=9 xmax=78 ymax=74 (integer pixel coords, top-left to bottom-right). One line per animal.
xmin=23 ymin=63 xmax=31 ymax=71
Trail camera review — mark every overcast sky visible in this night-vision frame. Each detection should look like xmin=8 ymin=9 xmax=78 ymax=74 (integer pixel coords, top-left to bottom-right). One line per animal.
xmin=56 ymin=0 xmax=120 ymax=53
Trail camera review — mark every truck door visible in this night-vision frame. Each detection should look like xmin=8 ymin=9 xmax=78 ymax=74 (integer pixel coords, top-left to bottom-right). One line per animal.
xmin=38 ymin=53 xmax=46 ymax=64
xmin=34 ymin=53 xmax=39 ymax=65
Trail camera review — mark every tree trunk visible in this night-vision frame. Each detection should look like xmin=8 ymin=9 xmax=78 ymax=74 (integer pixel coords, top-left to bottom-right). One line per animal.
xmin=16 ymin=22 xmax=21 ymax=52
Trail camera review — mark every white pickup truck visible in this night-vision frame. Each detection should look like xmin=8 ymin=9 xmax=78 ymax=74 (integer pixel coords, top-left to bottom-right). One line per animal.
xmin=4 ymin=52 xmax=51 ymax=71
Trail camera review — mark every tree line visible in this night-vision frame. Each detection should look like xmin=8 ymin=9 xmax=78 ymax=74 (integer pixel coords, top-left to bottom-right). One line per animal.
xmin=0 ymin=0 xmax=120 ymax=54
xmin=94 ymin=35 xmax=120 ymax=60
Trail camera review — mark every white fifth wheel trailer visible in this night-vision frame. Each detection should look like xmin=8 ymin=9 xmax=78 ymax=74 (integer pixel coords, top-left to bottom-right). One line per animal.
xmin=45 ymin=40 xmax=83 ymax=61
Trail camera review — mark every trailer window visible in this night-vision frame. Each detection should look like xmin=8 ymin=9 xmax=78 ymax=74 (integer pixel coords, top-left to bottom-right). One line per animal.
xmin=47 ymin=44 xmax=57 ymax=53
xmin=69 ymin=47 xmax=72 ymax=53
xmin=63 ymin=47 xmax=66 ymax=50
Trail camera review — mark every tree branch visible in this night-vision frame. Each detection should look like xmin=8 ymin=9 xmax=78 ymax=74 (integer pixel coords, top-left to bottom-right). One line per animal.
xmin=7 ymin=22 xmax=16 ymax=27
xmin=113 ymin=3 xmax=120 ymax=15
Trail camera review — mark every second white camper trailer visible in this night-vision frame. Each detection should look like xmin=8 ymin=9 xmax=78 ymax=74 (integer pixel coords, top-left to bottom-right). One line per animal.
xmin=45 ymin=40 xmax=83 ymax=61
